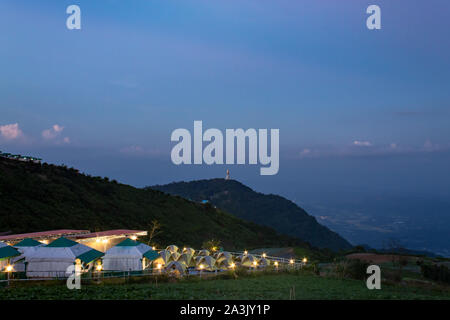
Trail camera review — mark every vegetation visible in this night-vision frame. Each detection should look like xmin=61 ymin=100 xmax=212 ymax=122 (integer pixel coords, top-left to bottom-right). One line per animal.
xmin=0 ymin=158 xmax=309 ymax=251
xmin=151 ymin=179 xmax=352 ymax=251
xmin=420 ymin=263 xmax=450 ymax=284
xmin=1 ymin=271 xmax=449 ymax=300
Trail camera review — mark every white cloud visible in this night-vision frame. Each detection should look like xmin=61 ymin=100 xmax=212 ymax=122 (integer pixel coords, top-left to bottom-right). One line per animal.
xmin=0 ymin=123 xmax=23 ymax=140
xmin=42 ymin=124 xmax=64 ymax=140
xmin=63 ymin=137 xmax=71 ymax=144
xmin=353 ymin=140 xmax=372 ymax=147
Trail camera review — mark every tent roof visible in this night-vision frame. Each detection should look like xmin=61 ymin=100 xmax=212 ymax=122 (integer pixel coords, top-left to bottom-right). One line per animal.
xmin=14 ymin=238 xmax=42 ymax=247
xmin=143 ymin=250 xmax=159 ymax=261
xmin=116 ymin=238 xmax=140 ymax=247
xmin=0 ymin=245 xmax=21 ymax=261
xmin=46 ymin=237 xmax=78 ymax=247
xmin=77 ymin=249 xmax=104 ymax=264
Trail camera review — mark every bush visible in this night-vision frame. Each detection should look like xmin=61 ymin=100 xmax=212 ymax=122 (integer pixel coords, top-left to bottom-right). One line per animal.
xmin=420 ymin=264 xmax=450 ymax=284
xmin=345 ymin=259 xmax=370 ymax=280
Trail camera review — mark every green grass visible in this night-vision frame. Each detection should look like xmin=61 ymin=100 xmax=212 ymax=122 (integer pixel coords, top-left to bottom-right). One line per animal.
xmin=1 ymin=273 xmax=449 ymax=300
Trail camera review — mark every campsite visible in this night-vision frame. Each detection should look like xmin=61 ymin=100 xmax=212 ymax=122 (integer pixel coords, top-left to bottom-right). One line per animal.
xmin=1 ymin=233 xmax=449 ymax=300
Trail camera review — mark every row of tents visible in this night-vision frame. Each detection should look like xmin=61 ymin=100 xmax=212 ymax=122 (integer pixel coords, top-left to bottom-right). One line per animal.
xmin=1 ymin=237 xmax=285 ymax=278
xmin=0 ymin=151 xmax=42 ymax=163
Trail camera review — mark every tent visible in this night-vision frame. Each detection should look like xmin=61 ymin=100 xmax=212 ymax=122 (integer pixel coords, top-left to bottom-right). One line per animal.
xmin=166 ymin=245 xmax=179 ymax=254
xmin=0 ymin=242 xmax=21 ymax=271
xmin=170 ymin=251 xmax=181 ymax=261
xmin=165 ymin=261 xmax=187 ymax=276
xmin=178 ymin=253 xmax=195 ymax=267
xmin=215 ymin=252 xmax=233 ymax=269
xmin=216 ymin=252 xmax=233 ymax=261
xmin=25 ymin=237 xmax=104 ymax=278
xmin=259 ymin=257 xmax=271 ymax=267
xmin=102 ymin=238 xmax=159 ymax=272
xmin=157 ymin=249 xmax=172 ymax=265
xmin=198 ymin=249 xmax=210 ymax=256
xmin=196 ymin=256 xmax=217 ymax=271
xmin=182 ymin=247 xmax=195 ymax=256
xmin=11 ymin=238 xmax=44 ymax=272
xmin=240 ymin=254 xmax=258 ymax=267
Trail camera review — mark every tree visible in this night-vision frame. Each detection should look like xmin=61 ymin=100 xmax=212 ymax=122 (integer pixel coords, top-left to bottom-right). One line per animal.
xmin=202 ymin=239 xmax=221 ymax=252
xmin=147 ymin=219 xmax=162 ymax=246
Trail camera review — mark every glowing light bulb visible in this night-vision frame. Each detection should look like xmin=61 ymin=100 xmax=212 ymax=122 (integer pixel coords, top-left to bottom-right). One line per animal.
xmin=130 ymin=236 xmax=137 ymax=240
xmin=253 ymin=261 xmax=257 ymax=266
xmin=244 ymin=250 xmax=248 ymax=255
xmin=96 ymin=264 xmax=103 ymax=271
xmin=302 ymin=257 xmax=307 ymax=263
xmin=230 ymin=263 xmax=235 ymax=269
xmin=262 ymin=253 xmax=266 ymax=258
xmin=199 ymin=264 xmax=204 ymax=270
xmin=5 ymin=265 xmax=13 ymax=272
xmin=157 ymin=264 xmax=162 ymax=270
xmin=289 ymin=259 xmax=294 ymax=264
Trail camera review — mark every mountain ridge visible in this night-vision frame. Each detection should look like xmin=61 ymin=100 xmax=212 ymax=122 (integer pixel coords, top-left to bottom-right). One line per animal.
xmin=151 ymin=178 xmax=352 ymax=251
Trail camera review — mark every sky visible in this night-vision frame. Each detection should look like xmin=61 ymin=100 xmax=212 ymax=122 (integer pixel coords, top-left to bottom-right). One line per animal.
xmin=1 ymin=1 xmax=450 ymax=249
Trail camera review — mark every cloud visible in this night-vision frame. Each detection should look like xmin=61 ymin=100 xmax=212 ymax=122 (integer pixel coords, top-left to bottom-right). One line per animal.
xmin=291 ymin=140 xmax=450 ymax=160
xmin=0 ymin=123 xmax=23 ymax=140
xmin=41 ymin=124 xmax=70 ymax=144
xmin=42 ymin=124 xmax=64 ymax=140
xmin=353 ymin=140 xmax=372 ymax=147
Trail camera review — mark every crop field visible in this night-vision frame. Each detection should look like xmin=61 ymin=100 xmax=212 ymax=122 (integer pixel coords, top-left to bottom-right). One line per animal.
xmin=1 ymin=271 xmax=449 ymax=300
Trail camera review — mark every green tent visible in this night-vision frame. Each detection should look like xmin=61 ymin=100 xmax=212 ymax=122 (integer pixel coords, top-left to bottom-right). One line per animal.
xmin=0 ymin=246 xmax=21 ymax=261
xmin=14 ymin=238 xmax=43 ymax=247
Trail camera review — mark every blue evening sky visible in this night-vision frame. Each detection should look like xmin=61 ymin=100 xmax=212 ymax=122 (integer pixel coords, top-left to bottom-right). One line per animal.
xmin=1 ymin=0 xmax=450 ymax=203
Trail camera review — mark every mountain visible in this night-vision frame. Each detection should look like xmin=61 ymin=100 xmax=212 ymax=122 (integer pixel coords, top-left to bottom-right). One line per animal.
xmin=0 ymin=157 xmax=307 ymax=250
xmin=151 ymin=179 xmax=352 ymax=251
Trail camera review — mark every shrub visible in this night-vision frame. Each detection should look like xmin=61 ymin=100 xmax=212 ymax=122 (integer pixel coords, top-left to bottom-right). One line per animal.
xmin=420 ymin=264 xmax=450 ymax=284
xmin=345 ymin=259 xmax=370 ymax=280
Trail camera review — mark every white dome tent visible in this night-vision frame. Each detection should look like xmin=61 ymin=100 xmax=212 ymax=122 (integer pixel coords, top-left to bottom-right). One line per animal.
xmin=25 ymin=237 xmax=104 ymax=278
xmin=11 ymin=238 xmax=44 ymax=272
xmin=102 ymin=238 xmax=159 ymax=272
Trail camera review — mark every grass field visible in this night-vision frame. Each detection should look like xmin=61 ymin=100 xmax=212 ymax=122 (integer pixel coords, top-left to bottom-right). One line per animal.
xmin=1 ymin=272 xmax=449 ymax=300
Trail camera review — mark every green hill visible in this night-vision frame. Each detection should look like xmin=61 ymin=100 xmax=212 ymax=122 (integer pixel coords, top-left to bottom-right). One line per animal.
xmin=0 ymin=158 xmax=309 ymax=250
xmin=151 ymin=179 xmax=352 ymax=251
